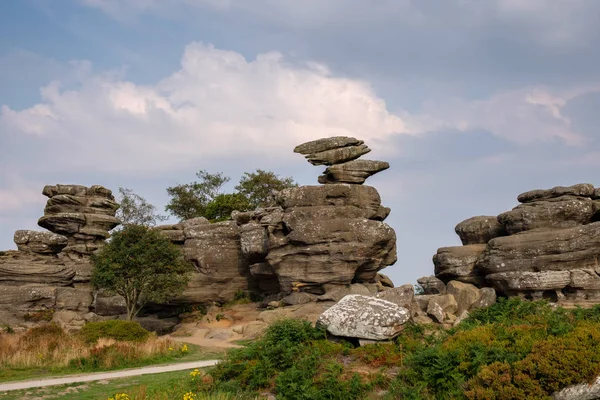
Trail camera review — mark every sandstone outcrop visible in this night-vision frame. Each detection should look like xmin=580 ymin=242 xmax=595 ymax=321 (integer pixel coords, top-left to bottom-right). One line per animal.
xmin=433 ymin=183 xmax=600 ymax=301
xmin=0 ymin=184 xmax=119 ymax=329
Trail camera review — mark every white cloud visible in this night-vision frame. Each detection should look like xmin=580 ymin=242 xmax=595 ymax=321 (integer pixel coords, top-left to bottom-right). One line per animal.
xmin=0 ymin=174 xmax=46 ymax=213
xmin=1 ymin=43 xmax=410 ymax=173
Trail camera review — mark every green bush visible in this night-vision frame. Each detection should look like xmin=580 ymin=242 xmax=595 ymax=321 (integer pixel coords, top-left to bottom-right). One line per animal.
xmin=80 ymin=320 xmax=150 ymax=343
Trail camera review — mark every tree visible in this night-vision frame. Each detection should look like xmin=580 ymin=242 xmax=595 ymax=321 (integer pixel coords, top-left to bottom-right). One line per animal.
xmin=165 ymin=170 xmax=229 ymax=221
xmin=91 ymin=225 xmax=193 ymax=320
xmin=235 ymin=169 xmax=297 ymax=209
xmin=204 ymin=193 xmax=251 ymax=222
xmin=115 ymin=187 xmax=167 ymax=228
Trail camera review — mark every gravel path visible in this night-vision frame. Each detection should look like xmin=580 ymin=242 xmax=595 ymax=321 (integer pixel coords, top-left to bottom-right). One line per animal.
xmin=0 ymin=360 xmax=220 ymax=392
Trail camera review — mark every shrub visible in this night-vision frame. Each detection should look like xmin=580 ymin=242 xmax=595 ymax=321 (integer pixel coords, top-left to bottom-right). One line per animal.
xmin=80 ymin=320 xmax=150 ymax=343
xmin=23 ymin=310 xmax=54 ymax=322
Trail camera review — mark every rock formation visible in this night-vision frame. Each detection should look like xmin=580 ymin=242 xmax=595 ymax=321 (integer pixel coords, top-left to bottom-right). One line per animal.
xmin=431 ymin=183 xmax=600 ymax=302
xmin=0 ymin=184 xmax=119 ymax=331
xmin=233 ymin=136 xmax=397 ymax=297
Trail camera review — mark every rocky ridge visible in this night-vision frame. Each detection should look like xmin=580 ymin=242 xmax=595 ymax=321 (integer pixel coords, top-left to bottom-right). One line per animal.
xmin=432 ymin=183 xmax=600 ymax=302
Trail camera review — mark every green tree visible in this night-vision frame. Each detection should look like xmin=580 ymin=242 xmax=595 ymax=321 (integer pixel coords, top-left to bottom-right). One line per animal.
xmin=115 ymin=187 xmax=167 ymax=228
xmin=91 ymin=225 xmax=193 ymax=320
xmin=165 ymin=170 xmax=229 ymax=220
xmin=204 ymin=193 xmax=251 ymax=222
xmin=235 ymin=169 xmax=297 ymax=209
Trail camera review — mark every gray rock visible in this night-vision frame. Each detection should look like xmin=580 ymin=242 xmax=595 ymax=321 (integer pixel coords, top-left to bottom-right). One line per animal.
xmin=414 ymin=294 xmax=436 ymax=312
xmin=427 ymin=294 xmax=458 ymax=316
xmin=498 ymin=196 xmax=596 ymax=234
xmin=517 ymin=183 xmax=595 ymax=203
xmin=0 ymin=252 xmax=74 ymax=286
xmin=55 ymin=287 xmax=93 ymax=311
xmin=417 ymin=276 xmax=446 ymax=294
xmin=317 ymin=294 xmax=410 ymax=340
xmin=453 ymin=310 xmax=470 ymax=327
xmin=318 ymin=283 xmax=373 ymax=302
xmin=94 ymin=292 xmax=127 ymax=316
xmin=376 ymin=273 xmax=394 ymax=288
xmin=239 ymin=223 xmax=268 ymax=263
xmin=446 ymin=281 xmax=480 ymax=313
xmin=454 ymin=216 xmax=507 ymax=245
xmin=0 ymin=285 xmax=56 ymax=311
xmin=477 ymin=223 xmax=600 ymax=276
xmin=551 ymin=375 xmax=600 ymax=400
xmin=486 ymin=271 xmax=572 ymax=293
xmin=134 ymin=316 xmax=178 ymax=334
xmin=471 ymin=287 xmax=497 ymax=310
xmin=318 ymin=160 xmax=390 ymax=184
xmin=13 ymin=230 xmax=68 ymax=254
xmin=282 ymin=292 xmax=317 ymax=306
xmin=375 ymin=284 xmax=414 ymax=309
xmin=303 ymin=145 xmax=371 ymax=166
xmin=427 ymin=302 xmax=445 ymax=323
xmin=433 ymin=244 xmax=487 ymax=285
xmin=294 ymin=137 xmax=363 ymax=155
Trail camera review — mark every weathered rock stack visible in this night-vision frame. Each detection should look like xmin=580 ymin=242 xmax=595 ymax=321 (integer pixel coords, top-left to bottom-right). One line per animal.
xmin=0 ymin=184 xmax=119 ymax=330
xmin=232 ymin=136 xmax=397 ymax=301
xmin=432 ymin=183 xmax=600 ymax=302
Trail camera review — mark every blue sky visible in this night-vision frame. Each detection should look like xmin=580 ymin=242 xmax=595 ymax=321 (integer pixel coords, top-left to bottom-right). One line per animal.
xmin=2 ymin=0 xmax=600 ymax=286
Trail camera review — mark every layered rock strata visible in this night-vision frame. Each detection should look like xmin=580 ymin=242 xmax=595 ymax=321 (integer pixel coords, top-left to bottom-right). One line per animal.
xmin=432 ymin=183 xmax=600 ymax=302
xmin=0 ymin=185 xmax=120 ymax=329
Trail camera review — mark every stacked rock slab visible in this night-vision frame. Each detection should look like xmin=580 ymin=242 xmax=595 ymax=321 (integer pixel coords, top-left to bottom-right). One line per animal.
xmin=0 ymin=184 xmax=119 ymax=329
xmin=232 ymin=136 xmax=397 ymax=297
xmin=431 ymin=183 xmax=600 ymax=302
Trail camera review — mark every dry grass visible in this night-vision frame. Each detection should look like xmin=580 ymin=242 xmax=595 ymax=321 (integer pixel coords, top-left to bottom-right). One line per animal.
xmin=0 ymin=324 xmax=182 ymax=370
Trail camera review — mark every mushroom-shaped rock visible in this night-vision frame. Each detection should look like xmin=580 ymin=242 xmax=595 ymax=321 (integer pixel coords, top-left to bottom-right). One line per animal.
xmin=294 ymin=137 xmax=371 ymax=166
xmin=318 ymin=160 xmax=390 ymax=184
xmin=316 ymin=294 xmax=410 ymax=341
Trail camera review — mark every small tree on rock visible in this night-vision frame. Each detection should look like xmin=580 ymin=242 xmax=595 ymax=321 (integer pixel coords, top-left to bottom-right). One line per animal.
xmin=115 ymin=187 xmax=167 ymax=228
xmin=91 ymin=225 xmax=193 ymax=320
xmin=165 ymin=170 xmax=230 ymax=220
xmin=235 ymin=169 xmax=297 ymax=209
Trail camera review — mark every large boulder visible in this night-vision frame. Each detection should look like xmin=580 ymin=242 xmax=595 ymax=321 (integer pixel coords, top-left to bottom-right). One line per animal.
xmin=454 ymin=216 xmax=507 ymax=245
xmin=316 ymin=294 xmax=410 ymax=340
xmin=497 ymin=196 xmax=596 ymax=235
xmin=417 ymin=276 xmax=446 ymax=294
xmin=318 ymin=160 xmax=390 ymax=184
xmin=517 ymin=183 xmax=595 ymax=203
xmin=433 ymin=244 xmax=487 ymax=285
xmin=179 ymin=221 xmax=253 ymax=303
xmin=375 ymin=284 xmax=414 ymax=309
xmin=13 ymin=230 xmax=68 ymax=254
xmin=0 ymin=285 xmax=56 ymax=311
xmin=446 ymin=281 xmax=481 ymax=313
xmin=294 ymin=137 xmax=371 ymax=166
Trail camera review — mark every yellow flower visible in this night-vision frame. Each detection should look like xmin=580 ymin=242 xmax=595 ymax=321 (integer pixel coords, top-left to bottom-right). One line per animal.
xmin=181 ymin=344 xmax=189 ymax=353
xmin=190 ymin=368 xmax=201 ymax=380
xmin=108 ymin=394 xmax=130 ymax=400
xmin=183 ymin=392 xmax=196 ymax=400
xmin=168 ymin=347 xmax=174 ymax=351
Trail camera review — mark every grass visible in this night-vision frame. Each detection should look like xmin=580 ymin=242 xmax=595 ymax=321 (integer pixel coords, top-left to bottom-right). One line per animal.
xmin=0 ymin=369 xmax=244 ymax=400
xmin=0 ymin=323 xmax=223 ymax=383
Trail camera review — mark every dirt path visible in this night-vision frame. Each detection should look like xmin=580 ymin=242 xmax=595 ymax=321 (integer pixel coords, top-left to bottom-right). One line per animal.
xmin=0 ymin=360 xmax=219 ymax=393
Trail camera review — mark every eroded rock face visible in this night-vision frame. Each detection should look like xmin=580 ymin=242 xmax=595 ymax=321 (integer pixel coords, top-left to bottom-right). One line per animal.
xmin=433 ymin=244 xmax=487 ymax=285
xmin=179 ymin=221 xmax=253 ymax=304
xmin=455 ymin=216 xmax=506 ymax=245
xmin=38 ymin=184 xmax=120 ymax=256
xmin=435 ymin=183 xmax=600 ymax=302
xmin=316 ymin=294 xmax=410 ymax=340
xmin=14 ymin=230 xmax=68 ymax=254
xmin=318 ymin=160 xmax=390 ymax=184
xmin=294 ymin=137 xmax=371 ymax=166
xmin=0 ymin=251 xmax=74 ymax=286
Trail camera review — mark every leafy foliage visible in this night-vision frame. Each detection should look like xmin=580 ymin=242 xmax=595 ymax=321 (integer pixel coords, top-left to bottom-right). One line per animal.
xmin=165 ymin=170 xmax=230 ymax=221
xmin=115 ymin=187 xmax=167 ymax=228
xmin=165 ymin=169 xmax=296 ymax=221
xmin=79 ymin=320 xmax=150 ymax=343
xmin=235 ymin=169 xmax=297 ymax=209
xmin=91 ymin=225 xmax=193 ymax=320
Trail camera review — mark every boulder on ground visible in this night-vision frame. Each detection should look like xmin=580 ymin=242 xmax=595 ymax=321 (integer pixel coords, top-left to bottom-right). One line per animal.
xmin=417 ymin=276 xmax=446 ymax=294
xmin=317 ymin=294 xmax=410 ymax=341
xmin=375 ymin=284 xmax=414 ymax=309
xmin=446 ymin=281 xmax=480 ymax=313
xmin=433 ymin=244 xmax=487 ymax=285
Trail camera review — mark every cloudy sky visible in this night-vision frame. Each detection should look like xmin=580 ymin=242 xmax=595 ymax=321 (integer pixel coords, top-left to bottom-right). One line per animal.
xmin=1 ymin=0 xmax=600 ymax=286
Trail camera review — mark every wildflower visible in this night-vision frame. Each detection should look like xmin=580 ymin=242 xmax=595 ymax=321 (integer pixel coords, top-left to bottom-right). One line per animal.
xmin=108 ymin=394 xmax=131 ymax=400
xmin=181 ymin=344 xmax=189 ymax=353
xmin=183 ymin=392 xmax=196 ymax=400
xmin=168 ymin=347 xmax=174 ymax=351
xmin=190 ymin=368 xmax=201 ymax=380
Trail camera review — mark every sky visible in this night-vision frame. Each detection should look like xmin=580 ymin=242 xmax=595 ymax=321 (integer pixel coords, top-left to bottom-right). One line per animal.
xmin=1 ymin=0 xmax=600 ymax=287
